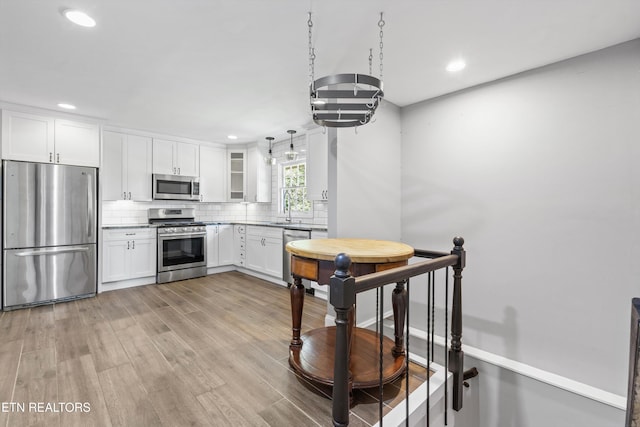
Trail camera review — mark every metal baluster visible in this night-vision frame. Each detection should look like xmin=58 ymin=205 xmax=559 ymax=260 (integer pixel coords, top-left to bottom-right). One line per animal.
xmin=444 ymin=266 xmax=450 ymax=426
xmin=431 ymin=271 xmax=435 ymax=362
xmin=427 ymin=270 xmax=432 ymax=425
xmin=405 ymin=278 xmax=410 ymax=427
xmin=378 ymin=284 xmax=384 ymax=426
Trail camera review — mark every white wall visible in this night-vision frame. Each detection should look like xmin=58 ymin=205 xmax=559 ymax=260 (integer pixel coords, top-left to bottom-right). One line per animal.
xmin=400 ymin=39 xmax=640 ymax=425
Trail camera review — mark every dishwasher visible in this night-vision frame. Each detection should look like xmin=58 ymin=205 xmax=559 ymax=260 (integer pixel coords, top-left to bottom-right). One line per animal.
xmin=283 ymin=229 xmax=311 ymax=289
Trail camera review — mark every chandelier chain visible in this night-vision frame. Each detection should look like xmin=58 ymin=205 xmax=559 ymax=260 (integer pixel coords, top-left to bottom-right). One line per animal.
xmin=308 ymin=12 xmax=315 ymax=87
xmin=368 ymin=48 xmax=373 ymax=75
xmin=378 ymin=12 xmax=385 ymax=80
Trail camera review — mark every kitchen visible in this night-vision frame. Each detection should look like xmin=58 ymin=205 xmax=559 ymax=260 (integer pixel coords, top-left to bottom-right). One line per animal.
xmin=1 ymin=1 xmax=640 ymax=427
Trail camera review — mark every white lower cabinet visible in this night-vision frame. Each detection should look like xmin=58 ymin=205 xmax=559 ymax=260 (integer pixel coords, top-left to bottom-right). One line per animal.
xmin=207 ymin=224 xmax=234 ymax=267
xmin=246 ymin=226 xmax=283 ymax=278
xmin=218 ymin=224 xmax=234 ymax=265
xmin=234 ymin=225 xmax=246 ymax=267
xmin=102 ymin=228 xmax=156 ymax=283
xmin=206 ymin=225 xmax=220 ymax=267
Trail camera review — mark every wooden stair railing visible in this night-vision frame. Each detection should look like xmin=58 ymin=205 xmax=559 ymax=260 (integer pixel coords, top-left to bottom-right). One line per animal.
xmin=329 ymin=237 xmax=471 ymax=427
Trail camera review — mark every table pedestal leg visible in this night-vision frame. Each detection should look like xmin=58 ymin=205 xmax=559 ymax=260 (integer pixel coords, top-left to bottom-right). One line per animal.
xmin=290 ymin=275 xmax=305 ymax=348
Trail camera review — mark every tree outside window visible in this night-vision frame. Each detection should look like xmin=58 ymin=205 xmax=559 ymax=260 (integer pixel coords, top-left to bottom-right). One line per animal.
xmin=281 ymin=161 xmax=311 ymax=215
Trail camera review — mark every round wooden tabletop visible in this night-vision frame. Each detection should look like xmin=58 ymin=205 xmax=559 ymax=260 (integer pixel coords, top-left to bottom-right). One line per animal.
xmin=285 ymin=238 xmax=414 ymax=263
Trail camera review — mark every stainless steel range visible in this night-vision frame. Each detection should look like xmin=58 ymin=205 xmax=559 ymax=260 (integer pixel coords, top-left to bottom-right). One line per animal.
xmin=149 ymin=208 xmax=206 ymax=283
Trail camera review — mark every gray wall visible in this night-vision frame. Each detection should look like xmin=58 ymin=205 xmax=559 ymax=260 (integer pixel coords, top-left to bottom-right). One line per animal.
xmin=330 ymin=100 xmax=403 ymax=324
xmin=400 ymin=39 xmax=640 ymax=425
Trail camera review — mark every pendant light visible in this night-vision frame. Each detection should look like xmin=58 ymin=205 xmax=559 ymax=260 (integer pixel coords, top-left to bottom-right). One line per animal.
xmin=264 ymin=137 xmax=276 ymax=165
xmin=285 ymin=130 xmax=298 ymax=161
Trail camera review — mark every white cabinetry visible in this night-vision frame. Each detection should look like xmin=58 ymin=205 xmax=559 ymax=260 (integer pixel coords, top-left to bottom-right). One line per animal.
xmin=1 ymin=110 xmax=99 ymax=167
xmin=102 ymin=131 xmax=153 ymax=201
xmin=218 ymin=224 xmax=234 ymax=265
xmin=153 ymin=138 xmax=199 ymax=176
xmin=199 ymin=145 xmax=226 ymax=202
xmin=207 ymin=224 xmax=235 ymax=267
xmin=228 ymin=149 xmax=246 ymax=201
xmin=234 ymin=224 xmax=246 ymax=267
xmin=246 ymin=226 xmax=283 ymax=278
xmin=102 ymin=228 xmax=156 ymax=283
xmin=247 ymin=145 xmax=272 ymax=203
xmin=306 ymin=127 xmax=329 ymax=201
xmin=206 ymin=225 xmax=220 ymax=267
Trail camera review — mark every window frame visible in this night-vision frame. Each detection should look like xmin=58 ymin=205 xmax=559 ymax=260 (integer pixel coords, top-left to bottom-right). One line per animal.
xmin=279 ymin=158 xmax=312 ymax=219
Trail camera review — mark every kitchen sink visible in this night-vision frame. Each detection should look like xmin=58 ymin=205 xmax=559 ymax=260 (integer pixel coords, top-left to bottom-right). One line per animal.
xmin=269 ymin=221 xmax=314 ymax=228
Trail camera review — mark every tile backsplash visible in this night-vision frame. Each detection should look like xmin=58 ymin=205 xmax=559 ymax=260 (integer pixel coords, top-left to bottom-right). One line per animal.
xmin=101 ymin=199 xmax=327 ymax=226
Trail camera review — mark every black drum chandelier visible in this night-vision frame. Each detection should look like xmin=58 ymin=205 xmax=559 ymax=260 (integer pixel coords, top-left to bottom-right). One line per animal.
xmin=308 ymin=12 xmax=385 ymax=128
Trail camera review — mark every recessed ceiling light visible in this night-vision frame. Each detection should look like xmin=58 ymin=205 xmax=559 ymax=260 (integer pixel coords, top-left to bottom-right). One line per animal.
xmin=63 ymin=9 xmax=96 ymax=28
xmin=57 ymin=103 xmax=77 ymax=110
xmin=446 ymin=59 xmax=466 ymax=73
xmin=227 ymin=135 xmax=238 ymax=140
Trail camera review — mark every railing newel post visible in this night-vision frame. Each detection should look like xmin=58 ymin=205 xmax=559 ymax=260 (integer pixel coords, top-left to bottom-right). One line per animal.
xmin=330 ymin=253 xmax=355 ymax=427
xmin=449 ymin=236 xmax=466 ymax=411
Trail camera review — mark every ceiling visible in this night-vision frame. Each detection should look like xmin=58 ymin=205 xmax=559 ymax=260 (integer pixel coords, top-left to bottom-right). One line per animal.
xmin=1 ymin=1 xmax=639 ymax=144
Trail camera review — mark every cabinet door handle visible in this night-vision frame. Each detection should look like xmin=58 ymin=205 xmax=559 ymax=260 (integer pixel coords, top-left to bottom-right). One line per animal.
xmin=128 ymin=192 xmax=132 ymax=200
xmin=56 ymin=153 xmax=60 ymax=163
xmin=49 ymin=152 xmax=53 ymax=162
xmin=132 ymin=240 xmax=135 ymax=249
xmin=127 ymin=241 xmax=130 ymax=250
xmin=123 ymin=191 xmax=127 ymax=200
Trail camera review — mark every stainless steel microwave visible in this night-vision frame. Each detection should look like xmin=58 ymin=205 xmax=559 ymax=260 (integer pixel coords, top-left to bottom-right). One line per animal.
xmin=152 ymin=174 xmax=200 ymax=201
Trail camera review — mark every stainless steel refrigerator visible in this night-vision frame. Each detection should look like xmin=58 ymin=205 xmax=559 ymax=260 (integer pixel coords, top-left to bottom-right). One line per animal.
xmin=2 ymin=160 xmax=97 ymax=310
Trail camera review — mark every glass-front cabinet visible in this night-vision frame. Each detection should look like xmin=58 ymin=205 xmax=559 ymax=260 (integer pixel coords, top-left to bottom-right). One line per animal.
xmin=228 ymin=149 xmax=246 ymax=201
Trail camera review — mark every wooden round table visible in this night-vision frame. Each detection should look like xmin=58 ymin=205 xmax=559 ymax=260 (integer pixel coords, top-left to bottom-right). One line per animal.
xmin=286 ymin=238 xmax=414 ymax=389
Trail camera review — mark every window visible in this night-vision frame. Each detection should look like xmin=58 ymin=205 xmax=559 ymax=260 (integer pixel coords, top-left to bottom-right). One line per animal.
xmin=281 ymin=160 xmax=311 ymax=216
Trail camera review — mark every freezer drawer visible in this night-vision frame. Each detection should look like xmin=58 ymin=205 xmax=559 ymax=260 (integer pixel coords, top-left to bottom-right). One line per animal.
xmin=3 ymin=244 xmax=96 ymax=309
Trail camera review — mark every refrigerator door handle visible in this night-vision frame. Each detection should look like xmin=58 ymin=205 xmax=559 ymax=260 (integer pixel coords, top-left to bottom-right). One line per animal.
xmin=87 ymin=172 xmax=94 ymax=239
xmin=14 ymin=246 xmax=91 ymax=257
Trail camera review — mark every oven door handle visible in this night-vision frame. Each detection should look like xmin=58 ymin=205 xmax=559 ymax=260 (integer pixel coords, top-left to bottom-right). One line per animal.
xmin=159 ymin=232 xmax=206 ymax=239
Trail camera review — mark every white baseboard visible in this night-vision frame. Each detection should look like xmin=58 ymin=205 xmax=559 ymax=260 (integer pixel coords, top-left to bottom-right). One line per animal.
xmin=406 ymin=327 xmax=626 ymax=410
xmin=98 ymin=275 xmax=156 ymax=292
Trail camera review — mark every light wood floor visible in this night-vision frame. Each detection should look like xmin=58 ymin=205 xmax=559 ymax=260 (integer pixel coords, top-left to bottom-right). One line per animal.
xmin=0 ymin=272 xmax=426 ymax=427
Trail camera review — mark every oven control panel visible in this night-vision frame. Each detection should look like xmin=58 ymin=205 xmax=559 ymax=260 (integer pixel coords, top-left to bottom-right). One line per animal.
xmin=157 ymin=225 xmax=206 ymax=235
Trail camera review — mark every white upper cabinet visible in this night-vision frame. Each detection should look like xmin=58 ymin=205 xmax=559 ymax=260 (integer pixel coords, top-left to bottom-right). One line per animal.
xmin=306 ymin=127 xmax=329 ymax=201
xmin=102 ymin=131 xmax=152 ymax=201
xmin=152 ymin=138 xmax=199 ymax=176
xmin=228 ymin=149 xmax=246 ymax=201
xmin=176 ymin=141 xmax=199 ymax=176
xmin=1 ymin=110 xmax=99 ymax=167
xmin=199 ymin=145 xmax=226 ymax=202
xmin=152 ymin=139 xmax=175 ymax=175
xmin=54 ymin=120 xmax=100 ymax=167
xmin=247 ymin=144 xmax=272 ymax=203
